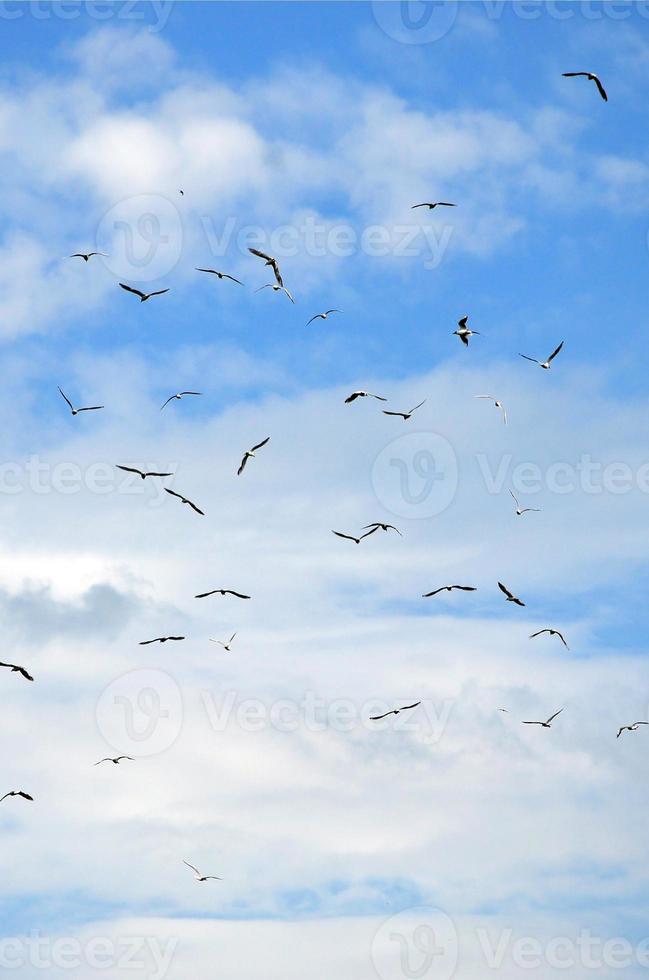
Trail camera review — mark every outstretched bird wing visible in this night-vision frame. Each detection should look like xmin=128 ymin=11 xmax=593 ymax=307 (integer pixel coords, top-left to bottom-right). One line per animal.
xmin=119 ymin=283 xmax=146 ymax=299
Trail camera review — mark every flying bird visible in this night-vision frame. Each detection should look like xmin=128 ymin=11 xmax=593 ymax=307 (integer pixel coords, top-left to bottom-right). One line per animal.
xmin=164 ymin=488 xmax=204 ymax=516
xmin=562 ymin=71 xmax=607 ymax=101
xmin=58 ymin=387 xmax=104 ymax=416
xmin=498 ymin=581 xmax=525 ymax=606
xmin=195 ymin=268 xmax=243 ymax=285
xmin=453 ymin=315 xmax=481 ymax=347
xmin=509 ymin=489 xmax=541 ymax=516
xmin=183 ymin=860 xmax=222 ymax=882
xmin=306 ymin=309 xmax=341 ymax=326
xmin=411 ymin=202 xmax=456 ymax=210
xmin=522 ymin=709 xmax=564 ymax=729
xmin=119 ymin=283 xmax=170 ymax=303
xmin=370 ymin=702 xmax=421 ymax=721
xmin=422 ymin=585 xmax=477 ymax=597
xmin=255 ymin=283 xmax=294 ymax=303
xmin=248 ymin=247 xmax=284 ymax=286
xmin=617 ymin=722 xmax=649 ymax=739
xmin=69 ymin=251 xmax=107 ymax=262
xmin=383 ymin=400 xmax=426 ymax=421
xmin=0 ymin=790 xmax=33 ymax=802
xmin=116 ymin=465 xmax=173 ymax=480
xmin=211 ymin=633 xmax=237 ymax=652
xmin=94 ymin=756 xmax=134 ymax=766
xmin=238 ymin=436 xmax=270 ymax=476
xmin=160 ymin=391 xmax=202 ymax=411
xmin=195 ymin=589 xmax=251 ymax=599
xmin=0 ymin=661 xmax=33 ymax=682
xmin=529 ymin=628 xmax=569 ymax=649
xmin=344 ymin=391 xmax=387 ymax=404
xmin=519 ymin=341 xmax=564 ymax=369
xmin=362 ymin=522 xmax=403 ymax=537
xmin=475 ymin=395 xmax=507 ymax=425
xmin=332 ymin=529 xmax=372 ymax=544
xmin=139 ymin=636 xmax=185 ymax=645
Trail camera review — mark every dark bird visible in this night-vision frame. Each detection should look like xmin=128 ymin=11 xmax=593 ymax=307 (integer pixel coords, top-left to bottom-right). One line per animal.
xmin=195 ymin=268 xmax=243 ymax=285
xmin=0 ymin=790 xmax=33 ymax=802
xmin=383 ymin=400 xmax=426 ymax=421
xmin=453 ymin=315 xmax=480 ymax=347
xmin=422 ymin=585 xmax=477 ymax=597
xmin=255 ymin=283 xmax=294 ymax=303
xmin=94 ymin=756 xmax=134 ymax=766
xmin=617 ymin=722 xmax=649 ymax=739
xmin=179 ymin=189 xmax=184 ymax=196
xmin=344 ymin=390 xmax=387 ymax=404
xmin=562 ymin=71 xmax=607 ymax=101
xmin=519 ymin=341 xmax=564 ymax=370
xmin=139 ymin=636 xmax=185 ymax=646
xmin=411 ymin=202 xmax=456 ymax=210
xmin=164 ymin=488 xmax=204 ymax=516
xmin=238 ymin=437 xmax=270 ymax=476
xmin=362 ymin=522 xmax=403 ymax=537
xmin=306 ymin=309 xmax=341 ymax=326
xmin=116 ymin=465 xmax=173 ymax=480
xmin=0 ymin=661 xmax=33 ymax=682
xmin=184 ymin=860 xmax=222 ymax=882
xmin=509 ymin=489 xmax=541 ymax=516
xmin=498 ymin=582 xmax=525 ymax=606
xmin=529 ymin=628 xmax=569 ymax=649
xmin=119 ymin=283 xmax=170 ymax=303
xmin=160 ymin=391 xmax=202 ymax=411
xmin=332 ymin=529 xmax=372 ymax=544
xmin=58 ymin=386 xmax=104 ymax=416
xmin=69 ymin=251 xmax=107 ymax=262
xmin=370 ymin=702 xmax=421 ymax=721
xmin=195 ymin=589 xmax=251 ymax=599
xmin=248 ymin=247 xmax=284 ymax=286
xmin=522 ymin=709 xmax=564 ymax=729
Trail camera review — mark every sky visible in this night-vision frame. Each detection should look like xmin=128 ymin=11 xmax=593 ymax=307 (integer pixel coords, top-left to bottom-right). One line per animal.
xmin=2 ymin=1 xmax=649 ymax=977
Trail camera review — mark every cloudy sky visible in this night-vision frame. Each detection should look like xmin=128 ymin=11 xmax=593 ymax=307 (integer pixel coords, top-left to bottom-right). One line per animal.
xmin=2 ymin=1 xmax=649 ymax=977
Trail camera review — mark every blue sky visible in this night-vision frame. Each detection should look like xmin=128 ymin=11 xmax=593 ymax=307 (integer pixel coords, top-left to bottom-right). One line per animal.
xmin=2 ymin=3 xmax=649 ymax=979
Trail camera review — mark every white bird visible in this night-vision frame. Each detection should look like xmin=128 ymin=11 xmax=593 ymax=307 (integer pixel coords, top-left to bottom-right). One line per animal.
xmin=509 ymin=489 xmax=541 ymax=516
xmin=160 ymin=391 xmax=202 ymax=411
xmin=248 ymin=247 xmax=284 ymax=286
xmin=306 ymin=309 xmax=341 ymax=326
xmin=382 ymin=400 xmax=426 ymax=421
xmin=519 ymin=341 xmax=564 ymax=370
xmin=562 ymin=71 xmax=607 ymax=101
xmin=183 ymin=860 xmax=222 ymax=882
xmin=255 ymin=283 xmax=294 ymax=303
xmin=58 ymin=387 xmax=104 ymax=416
xmin=238 ymin=437 xmax=270 ymax=476
xmin=453 ymin=315 xmax=481 ymax=347
xmin=522 ymin=709 xmax=564 ymax=729
xmin=211 ymin=633 xmax=237 ymax=652
xmin=475 ymin=395 xmax=507 ymax=425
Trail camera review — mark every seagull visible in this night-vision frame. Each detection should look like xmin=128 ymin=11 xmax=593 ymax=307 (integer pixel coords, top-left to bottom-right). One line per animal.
xmin=617 ymin=722 xmax=649 ymax=739
xmin=383 ymin=400 xmax=426 ymax=421
xmin=248 ymin=247 xmax=284 ymax=286
xmin=58 ymin=387 xmax=104 ymax=416
xmin=562 ymin=71 xmax=607 ymax=101
xmin=509 ymin=489 xmax=541 ymax=516
xmin=195 ymin=589 xmax=251 ymax=599
xmin=453 ymin=315 xmax=481 ymax=347
xmin=69 ymin=251 xmax=107 ymax=262
xmin=211 ymin=633 xmax=237 ymax=652
xmin=498 ymin=582 xmax=525 ymax=606
xmin=332 ymin=529 xmax=373 ymax=544
xmin=179 ymin=189 xmax=184 ymax=196
xmin=119 ymin=283 xmax=170 ymax=303
xmin=238 ymin=437 xmax=270 ymax=476
xmin=0 ymin=661 xmax=33 ymax=682
xmin=164 ymin=488 xmax=204 ymax=516
xmin=362 ymin=522 xmax=403 ymax=537
xmin=0 ymin=790 xmax=33 ymax=802
xmin=183 ymin=860 xmax=222 ymax=882
xmin=422 ymin=585 xmax=477 ymax=597
xmin=195 ymin=268 xmax=243 ymax=285
xmin=160 ymin=391 xmax=202 ymax=411
xmin=306 ymin=309 xmax=341 ymax=326
xmin=139 ymin=636 xmax=185 ymax=645
xmin=522 ymin=709 xmax=564 ymax=728
xmin=529 ymin=628 xmax=569 ymax=649
xmin=370 ymin=702 xmax=421 ymax=721
xmin=411 ymin=202 xmax=456 ymax=210
xmin=94 ymin=756 xmax=134 ymax=766
xmin=519 ymin=341 xmax=564 ymax=369
xmin=344 ymin=391 xmax=387 ymax=404
xmin=475 ymin=395 xmax=507 ymax=425
xmin=116 ymin=465 xmax=173 ymax=480
xmin=255 ymin=283 xmax=294 ymax=303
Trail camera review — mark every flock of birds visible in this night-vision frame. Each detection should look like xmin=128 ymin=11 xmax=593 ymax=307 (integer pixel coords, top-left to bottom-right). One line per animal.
xmin=2 ymin=68 xmax=637 ymax=888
